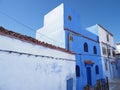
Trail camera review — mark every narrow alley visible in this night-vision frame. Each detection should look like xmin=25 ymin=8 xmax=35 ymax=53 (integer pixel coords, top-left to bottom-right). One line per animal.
xmin=109 ymin=79 xmax=120 ymax=90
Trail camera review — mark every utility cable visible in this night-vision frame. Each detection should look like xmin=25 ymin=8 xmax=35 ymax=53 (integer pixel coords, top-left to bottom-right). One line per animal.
xmin=0 ymin=10 xmax=64 ymax=46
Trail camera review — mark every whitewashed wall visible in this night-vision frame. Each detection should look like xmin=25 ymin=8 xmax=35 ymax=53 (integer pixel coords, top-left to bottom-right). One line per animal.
xmin=0 ymin=35 xmax=74 ymax=60
xmin=116 ymin=44 xmax=120 ymax=53
xmin=98 ymin=25 xmax=114 ymax=47
xmin=98 ymin=25 xmax=117 ymax=79
xmin=0 ymin=35 xmax=76 ymax=90
xmin=36 ymin=4 xmax=65 ymax=48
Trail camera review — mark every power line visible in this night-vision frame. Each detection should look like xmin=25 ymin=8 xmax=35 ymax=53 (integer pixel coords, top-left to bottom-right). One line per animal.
xmin=0 ymin=10 xmax=64 ymax=46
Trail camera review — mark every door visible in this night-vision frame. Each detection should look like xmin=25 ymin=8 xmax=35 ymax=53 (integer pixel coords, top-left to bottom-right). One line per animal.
xmin=86 ymin=67 xmax=92 ymax=85
xmin=67 ymin=78 xmax=73 ymax=90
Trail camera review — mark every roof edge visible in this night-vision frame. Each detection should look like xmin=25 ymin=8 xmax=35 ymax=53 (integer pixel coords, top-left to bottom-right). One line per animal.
xmin=0 ymin=26 xmax=75 ymax=55
xmin=97 ymin=24 xmax=113 ymax=36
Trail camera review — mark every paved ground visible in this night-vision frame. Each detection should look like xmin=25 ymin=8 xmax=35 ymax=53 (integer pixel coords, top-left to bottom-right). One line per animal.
xmin=109 ymin=79 xmax=120 ymax=90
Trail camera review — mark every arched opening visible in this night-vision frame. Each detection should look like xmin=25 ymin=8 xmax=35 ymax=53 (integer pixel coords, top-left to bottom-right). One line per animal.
xmin=84 ymin=42 xmax=88 ymax=52
xmin=76 ymin=65 xmax=80 ymax=77
xmin=95 ymin=65 xmax=99 ymax=74
xmin=93 ymin=46 xmax=97 ymax=54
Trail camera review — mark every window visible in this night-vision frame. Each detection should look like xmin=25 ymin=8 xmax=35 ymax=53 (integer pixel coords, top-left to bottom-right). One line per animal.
xmin=69 ymin=34 xmax=73 ymax=41
xmin=84 ymin=42 xmax=88 ymax=52
xmin=76 ymin=65 xmax=80 ymax=77
xmin=102 ymin=47 xmax=106 ymax=55
xmin=107 ymin=34 xmax=109 ymax=41
xmin=93 ymin=46 xmax=97 ymax=54
xmin=95 ymin=65 xmax=99 ymax=74
xmin=68 ymin=15 xmax=72 ymax=21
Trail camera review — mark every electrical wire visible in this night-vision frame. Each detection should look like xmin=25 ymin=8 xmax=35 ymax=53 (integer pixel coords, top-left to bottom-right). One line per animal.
xmin=0 ymin=10 xmax=64 ymax=46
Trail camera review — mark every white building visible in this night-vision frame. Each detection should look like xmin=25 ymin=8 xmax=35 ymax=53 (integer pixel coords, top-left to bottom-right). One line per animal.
xmin=116 ymin=43 xmax=120 ymax=54
xmin=87 ymin=24 xmax=117 ymax=80
xmin=0 ymin=27 xmax=76 ymax=90
xmin=36 ymin=3 xmax=66 ymax=48
xmin=115 ymin=43 xmax=120 ymax=78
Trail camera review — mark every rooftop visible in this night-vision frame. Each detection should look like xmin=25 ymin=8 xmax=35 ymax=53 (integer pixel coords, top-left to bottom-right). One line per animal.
xmin=97 ymin=24 xmax=113 ymax=36
xmin=0 ymin=26 xmax=74 ymax=54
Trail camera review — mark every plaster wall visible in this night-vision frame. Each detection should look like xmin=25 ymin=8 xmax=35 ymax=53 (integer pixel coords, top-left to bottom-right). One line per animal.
xmin=0 ymin=35 xmax=76 ymax=90
xmin=36 ymin=4 xmax=65 ymax=48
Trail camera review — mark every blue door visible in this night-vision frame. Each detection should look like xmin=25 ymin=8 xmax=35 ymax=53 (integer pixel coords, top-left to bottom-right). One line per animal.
xmin=86 ymin=67 xmax=92 ymax=85
xmin=67 ymin=78 xmax=73 ymax=90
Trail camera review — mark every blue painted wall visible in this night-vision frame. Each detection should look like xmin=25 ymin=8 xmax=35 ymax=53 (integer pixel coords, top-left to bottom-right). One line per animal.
xmin=64 ymin=4 xmax=104 ymax=90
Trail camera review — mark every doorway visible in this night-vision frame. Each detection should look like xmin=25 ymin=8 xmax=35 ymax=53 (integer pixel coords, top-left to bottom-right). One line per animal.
xmin=67 ymin=78 xmax=73 ymax=90
xmin=86 ymin=67 xmax=92 ymax=85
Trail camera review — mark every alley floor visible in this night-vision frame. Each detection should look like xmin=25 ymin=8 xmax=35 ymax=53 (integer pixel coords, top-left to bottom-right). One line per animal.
xmin=109 ymin=79 xmax=120 ymax=90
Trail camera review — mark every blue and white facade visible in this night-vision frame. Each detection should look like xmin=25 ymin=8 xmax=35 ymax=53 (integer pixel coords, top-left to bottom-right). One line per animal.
xmin=36 ymin=3 xmax=104 ymax=90
xmin=87 ymin=24 xmax=117 ymax=80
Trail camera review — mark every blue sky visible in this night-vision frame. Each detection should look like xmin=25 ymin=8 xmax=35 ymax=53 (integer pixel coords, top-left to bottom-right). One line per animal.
xmin=0 ymin=0 xmax=120 ymax=44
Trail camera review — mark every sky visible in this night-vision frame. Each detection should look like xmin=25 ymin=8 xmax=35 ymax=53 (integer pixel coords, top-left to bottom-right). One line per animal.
xmin=0 ymin=0 xmax=120 ymax=44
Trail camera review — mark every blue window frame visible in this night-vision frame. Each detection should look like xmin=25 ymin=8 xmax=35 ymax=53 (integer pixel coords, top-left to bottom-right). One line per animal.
xmin=84 ymin=42 xmax=88 ymax=52
xmin=95 ymin=65 xmax=99 ymax=74
xmin=93 ymin=46 xmax=97 ymax=54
